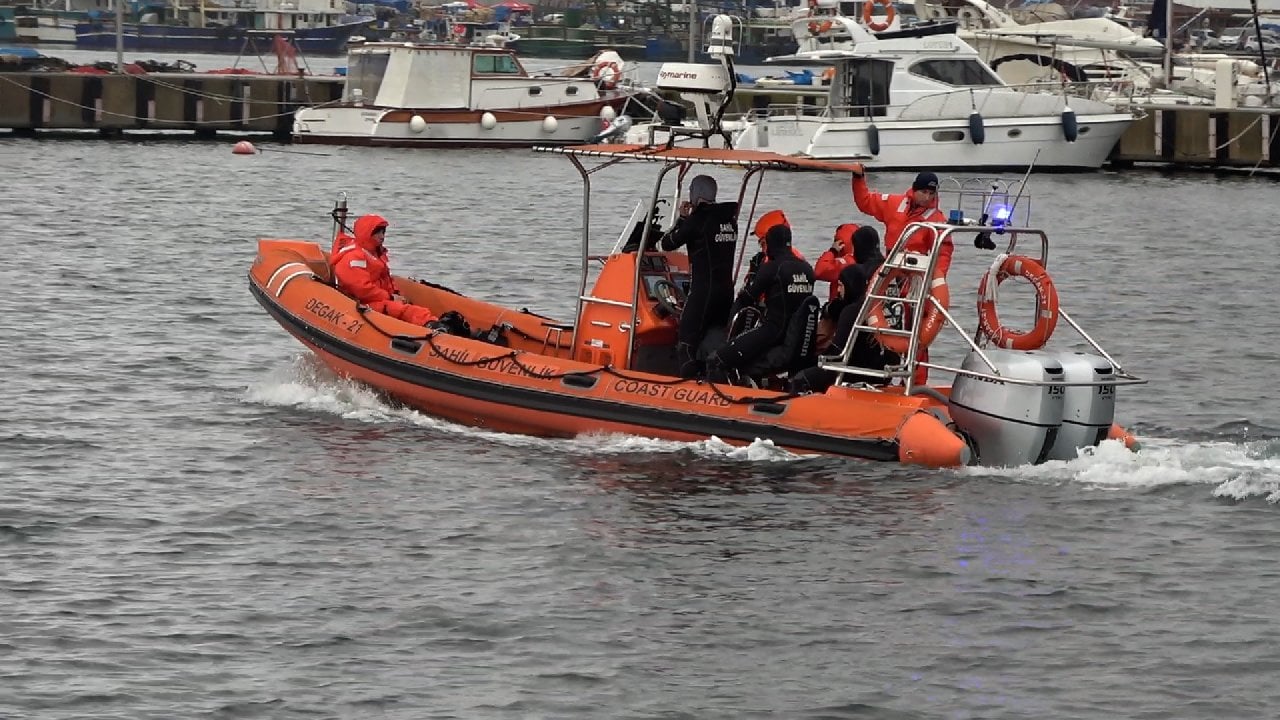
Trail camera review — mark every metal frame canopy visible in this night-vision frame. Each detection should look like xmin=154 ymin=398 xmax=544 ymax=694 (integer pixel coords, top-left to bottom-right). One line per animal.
xmin=535 ymin=144 xmax=862 ymax=367
xmin=534 ymin=144 xmax=866 ymax=173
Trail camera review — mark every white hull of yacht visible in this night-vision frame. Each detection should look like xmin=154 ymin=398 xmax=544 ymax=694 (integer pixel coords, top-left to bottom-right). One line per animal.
xmin=293 ymin=100 xmax=624 ymax=148
xmin=731 ymin=113 xmax=1133 ymax=170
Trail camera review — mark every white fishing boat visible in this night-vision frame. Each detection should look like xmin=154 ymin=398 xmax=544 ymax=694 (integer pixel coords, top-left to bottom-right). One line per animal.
xmin=619 ymin=13 xmax=1137 ymax=171
xmin=292 ymin=44 xmax=642 ymax=148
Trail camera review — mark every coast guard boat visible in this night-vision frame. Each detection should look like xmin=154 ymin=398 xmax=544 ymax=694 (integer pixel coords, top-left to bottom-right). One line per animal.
xmin=250 ymin=127 xmax=1145 ymax=466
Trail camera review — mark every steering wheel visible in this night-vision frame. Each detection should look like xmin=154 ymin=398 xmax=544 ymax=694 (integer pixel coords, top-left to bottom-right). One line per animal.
xmin=650 ymin=278 xmax=683 ymax=319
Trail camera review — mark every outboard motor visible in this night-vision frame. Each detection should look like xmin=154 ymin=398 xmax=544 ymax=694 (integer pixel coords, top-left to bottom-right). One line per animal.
xmin=1043 ymin=351 xmax=1117 ymax=460
xmin=948 ymin=348 xmax=1065 ymax=467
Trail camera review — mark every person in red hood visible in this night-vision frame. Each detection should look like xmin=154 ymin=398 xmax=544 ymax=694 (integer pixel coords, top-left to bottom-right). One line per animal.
xmin=851 ymin=168 xmax=952 ymax=276
xmin=331 ymin=214 xmax=437 ymax=327
xmin=813 ymin=222 xmax=860 ymax=303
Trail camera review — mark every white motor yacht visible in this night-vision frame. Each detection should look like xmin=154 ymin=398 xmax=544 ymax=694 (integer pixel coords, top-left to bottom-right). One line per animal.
xmin=619 ymin=14 xmax=1137 ymax=171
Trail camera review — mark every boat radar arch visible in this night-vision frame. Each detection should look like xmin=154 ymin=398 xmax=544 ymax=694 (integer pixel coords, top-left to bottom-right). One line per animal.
xmin=647 ymin=14 xmax=741 ymax=147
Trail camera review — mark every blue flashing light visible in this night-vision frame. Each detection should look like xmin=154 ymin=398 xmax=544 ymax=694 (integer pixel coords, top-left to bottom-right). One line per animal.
xmin=991 ymin=204 xmax=1012 ymax=233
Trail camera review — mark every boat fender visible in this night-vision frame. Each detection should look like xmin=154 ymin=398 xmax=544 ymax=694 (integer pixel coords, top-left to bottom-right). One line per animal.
xmin=480 ymin=112 xmax=497 ymax=130
xmin=1061 ymin=106 xmax=1078 ymax=142
xmin=867 ymin=265 xmax=949 ymax=355
xmin=976 ymin=254 xmax=1060 ymax=351
xmin=867 ymin=122 xmax=880 ymax=155
xmin=409 ymin=115 xmax=427 ymax=133
xmin=542 ymin=115 xmax=559 ymax=133
xmin=968 ymin=111 xmax=985 ymax=145
xmin=897 ymin=411 xmax=971 ymax=467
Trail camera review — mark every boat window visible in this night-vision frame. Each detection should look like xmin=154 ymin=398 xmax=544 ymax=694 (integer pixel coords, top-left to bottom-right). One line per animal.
xmin=344 ymin=52 xmax=389 ymax=103
xmin=909 ymin=59 xmax=1002 ymax=86
xmin=474 ymin=54 xmax=520 ymax=74
xmin=834 ymin=59 xmax=892 ymax=118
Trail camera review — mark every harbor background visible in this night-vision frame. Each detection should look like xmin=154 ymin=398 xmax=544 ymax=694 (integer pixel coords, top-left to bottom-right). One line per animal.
xmin=3 ymin=132 xmax=1279 ymax=718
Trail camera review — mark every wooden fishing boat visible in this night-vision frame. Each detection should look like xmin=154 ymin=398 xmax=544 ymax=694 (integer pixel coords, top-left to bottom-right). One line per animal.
xmin=249 ymin=143 xmax=1144 ymax=467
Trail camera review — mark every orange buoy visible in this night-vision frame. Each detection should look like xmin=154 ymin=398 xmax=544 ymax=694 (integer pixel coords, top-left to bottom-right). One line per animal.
xmin=1107 ymin=423 xmax=1140 ymax=451
xmin=867 ymin=264 xmax=950 ymax=355
xmin=232 ymin=140 xmax=257 ymax=155
xmin=976 ymin=254 xmax=1059 ymax=351
xmin=861 ymin=0 xmax=896 ymax=31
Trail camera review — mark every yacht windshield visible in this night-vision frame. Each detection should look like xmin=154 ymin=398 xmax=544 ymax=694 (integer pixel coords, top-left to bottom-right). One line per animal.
xmin=345 ymin=51 xmax=390 ymax=102
xmin=909 ymin=59 xmax=1003 ymax=87
xmin=473 ymin=54 xmax=520 ymax=74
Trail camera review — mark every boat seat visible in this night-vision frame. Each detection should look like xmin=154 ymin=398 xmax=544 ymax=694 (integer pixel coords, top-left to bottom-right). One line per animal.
xmin=309 ymin=257 xmax=335 ymax=285
xmin=740 ymin=296 xmax=822 ymax=383
xmin=541 ymin=320 xmax=573 ymax=353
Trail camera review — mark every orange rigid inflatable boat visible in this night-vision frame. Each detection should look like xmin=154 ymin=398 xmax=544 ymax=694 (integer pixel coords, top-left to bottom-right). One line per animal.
xmin=249 ymin=144 xmax=1144 ymax=467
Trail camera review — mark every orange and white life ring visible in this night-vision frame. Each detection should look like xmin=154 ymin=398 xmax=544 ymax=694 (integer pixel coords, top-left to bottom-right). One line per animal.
xmin=861 ymin=0 xmax=896 ymax=32
xmin=866 ymin=264 xmax=950 ymax=355
xmin=807 ymin=19 xmax=834 ymax=34
xmin=976 ymin=254 xmax=1060 ymax=350
xmin=592 ymin=60 xmax=621 ymax=90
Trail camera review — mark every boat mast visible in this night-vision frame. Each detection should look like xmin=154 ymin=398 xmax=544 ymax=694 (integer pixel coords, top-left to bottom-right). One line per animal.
xmin=1162 ymin=0 xmax=1172 ymax=87
xmin=1249 ymin=0 xmax=1272 ymax=98
xmin=115 ymin=0 xmax=124 ymax=74
xmin=687 ymin=1 xmax=696 ymax=62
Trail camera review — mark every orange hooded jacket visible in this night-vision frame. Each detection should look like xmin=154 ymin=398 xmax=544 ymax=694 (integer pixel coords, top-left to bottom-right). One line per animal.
xmin=813 ymin=223 xmax=860 ymax=302
xmin=851 ymin=176 xmax=952 ymax=276
xmin=331 ymin=214 xmax=436 ymax=326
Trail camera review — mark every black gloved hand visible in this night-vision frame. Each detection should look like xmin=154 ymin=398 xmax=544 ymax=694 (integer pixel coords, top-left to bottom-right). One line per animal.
xmin=426 ymin=320 xmax=447 ymax=332
xmin=974 ymin=232 xmax=996 ymax=250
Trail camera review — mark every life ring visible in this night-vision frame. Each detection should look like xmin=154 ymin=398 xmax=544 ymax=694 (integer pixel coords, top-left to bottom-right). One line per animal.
xmin=452 ymin=23 xmax=466 ymax=37
xmin=976 ymin=254 xmax=1060 ymax=350
xmin=807 ymin=20 xmax=834 ymax=34
xmin=592 ymin=60 xmax=621 ymax=90
xmin=861 ymin=0 xmax=896 ymax=32
xmin=866 ymin=265 xmax=949 ymax=355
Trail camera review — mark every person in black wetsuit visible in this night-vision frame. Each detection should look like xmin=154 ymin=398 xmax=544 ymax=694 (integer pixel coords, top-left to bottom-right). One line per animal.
xmin=790 ymin=226 xmax=899 ymax=393
xmin=659 ymin=174 xmax=739 ymax=378
xmin=709 ymin=223 xmax=815 ymax=376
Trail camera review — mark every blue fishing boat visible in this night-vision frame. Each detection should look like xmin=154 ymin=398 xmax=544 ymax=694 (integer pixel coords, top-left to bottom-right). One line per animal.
xmin=74 ymin=0 xmax=369 ymax=55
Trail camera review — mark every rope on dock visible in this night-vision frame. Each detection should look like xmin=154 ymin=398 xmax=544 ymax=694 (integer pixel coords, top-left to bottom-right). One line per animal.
xmin=0 ymin=72 xmax=333 ymax=124
xmin=1212 ymin=115 xmax=1263 ymax=151
xmin=1250 ymin=116 xmax=1280 ymax=176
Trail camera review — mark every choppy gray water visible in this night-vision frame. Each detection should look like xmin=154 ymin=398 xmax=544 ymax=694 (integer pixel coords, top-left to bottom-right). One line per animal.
xmin=3 ymin=126 xmax=1280 ymax=720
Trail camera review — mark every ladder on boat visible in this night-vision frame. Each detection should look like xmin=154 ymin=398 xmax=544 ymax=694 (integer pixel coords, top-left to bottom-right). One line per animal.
xmin=820 ymin=222 xmax=949 ymax=392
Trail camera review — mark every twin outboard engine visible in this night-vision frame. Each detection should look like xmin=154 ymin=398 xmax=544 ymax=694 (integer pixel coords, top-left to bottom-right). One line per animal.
xmin=1044 ymin=352 xmax=1116 ymax=460
xmin=948 ymin=348 xmax=1118 ymax=466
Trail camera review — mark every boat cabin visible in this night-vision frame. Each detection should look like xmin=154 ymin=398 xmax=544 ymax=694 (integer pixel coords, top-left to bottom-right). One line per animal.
xmin=342 ymin=41 xmax=594 ymax=109
xmin=774 ymin=18 xmax=1020 ymax=118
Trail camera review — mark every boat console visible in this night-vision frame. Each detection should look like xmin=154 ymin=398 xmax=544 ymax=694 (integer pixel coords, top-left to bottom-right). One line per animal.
xmin=575 ymin=251 xmax=692 ymax=373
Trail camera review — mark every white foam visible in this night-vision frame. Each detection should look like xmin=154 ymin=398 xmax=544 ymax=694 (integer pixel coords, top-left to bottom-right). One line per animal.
xmin=244 ymin=357 xmax=1279 ymax=494
xmin=965 ymin=436 xmax=1280 ymax=502
xmin=244 ymin=356 xmax=807 ymax=461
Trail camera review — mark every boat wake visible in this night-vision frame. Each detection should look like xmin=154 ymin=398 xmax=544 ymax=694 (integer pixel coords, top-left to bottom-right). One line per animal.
xmin=966 ymin=436 xmax=1280 ymax=503
xmin=246 ymin=357 xmax=1279 ymax=500
xmin=244 ymin=355 xmax=804 ymax=462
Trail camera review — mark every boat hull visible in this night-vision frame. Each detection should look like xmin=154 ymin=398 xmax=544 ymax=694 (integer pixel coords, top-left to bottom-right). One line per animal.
xmin=248 ymin=240 xmax=970 ymax=466
xmin=292 ymin=97 xmax=634 ymax=148
xmin=74 ymin=21 xmax=364 ymax=54
xmin=727 ymin=113 xmax=1133 ymax=171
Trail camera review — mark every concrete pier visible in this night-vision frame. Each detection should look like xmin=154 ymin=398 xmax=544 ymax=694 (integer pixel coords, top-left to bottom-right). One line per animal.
xmin=1 ymin=71 xmax=1277 ymax=173
xmin=0 ymin=72 xmax=344 ymax=138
